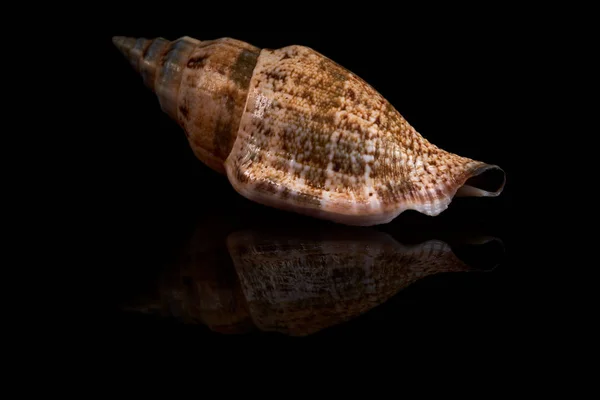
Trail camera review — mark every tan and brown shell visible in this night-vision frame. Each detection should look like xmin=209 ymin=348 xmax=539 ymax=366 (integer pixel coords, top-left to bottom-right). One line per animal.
xmin=113 ymin=35 xmax=506 ymax=226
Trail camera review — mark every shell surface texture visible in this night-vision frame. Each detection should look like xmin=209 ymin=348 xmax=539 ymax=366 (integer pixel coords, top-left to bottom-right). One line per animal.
xmin=113 ymin=35 xmax=506 ymax=226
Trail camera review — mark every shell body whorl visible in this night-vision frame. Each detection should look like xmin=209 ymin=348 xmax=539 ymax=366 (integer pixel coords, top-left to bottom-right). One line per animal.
xmin=113 ymin=35 xmax=505 ymax=226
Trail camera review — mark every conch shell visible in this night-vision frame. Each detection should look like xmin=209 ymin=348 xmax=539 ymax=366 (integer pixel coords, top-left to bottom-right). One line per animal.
xmin=113 ymin=35 xmax=506 ymax=226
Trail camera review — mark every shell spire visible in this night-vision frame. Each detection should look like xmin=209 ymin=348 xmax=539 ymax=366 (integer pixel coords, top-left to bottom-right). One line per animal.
xmin=113 ymin=35 xmax=262 ymax=175
xmin=112 ymin=35 xmax=201 ymax=121
xmin=112 ymin=36 xmax=147 ymax=73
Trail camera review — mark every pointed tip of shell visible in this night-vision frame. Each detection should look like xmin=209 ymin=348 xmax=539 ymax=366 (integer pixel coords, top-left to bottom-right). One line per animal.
xmin=112 ymin=36 xmax=136 ymax=56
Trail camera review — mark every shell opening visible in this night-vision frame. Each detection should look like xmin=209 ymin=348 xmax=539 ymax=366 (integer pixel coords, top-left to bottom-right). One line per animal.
xmin=456 ymin=165 xmax=506 ymax=198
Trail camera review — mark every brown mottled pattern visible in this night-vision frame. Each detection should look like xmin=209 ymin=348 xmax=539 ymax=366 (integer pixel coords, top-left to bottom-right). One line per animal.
xmin=225 ymin=45 xmax=491 ymax=225
xmin=114 ymin=36 xmax=504 ymax=225
xmin=154 ymin=37 xmax=201 ymax=120
xmin=113 ymin=36 xmax=259 ymax=175
xmin=227 ymin=230 xmax=474 ymax=336
xmin=177 ymin=38 xmax=260 ymax=174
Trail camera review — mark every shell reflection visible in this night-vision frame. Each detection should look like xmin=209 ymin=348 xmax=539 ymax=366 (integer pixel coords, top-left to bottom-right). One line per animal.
xmin=126 ymin=226 xmax=502 ymax=336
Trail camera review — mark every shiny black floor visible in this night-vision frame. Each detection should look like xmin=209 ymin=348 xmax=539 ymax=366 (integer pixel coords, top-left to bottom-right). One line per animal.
xmin=94 ymin=187 xmax=517 ymax=341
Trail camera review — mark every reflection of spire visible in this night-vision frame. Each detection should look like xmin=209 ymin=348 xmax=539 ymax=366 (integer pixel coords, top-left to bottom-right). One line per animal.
xmin=124 ymin=220 xmax=255 ymax=334
xmin=125 ymin=224 xmax=503 ymax=336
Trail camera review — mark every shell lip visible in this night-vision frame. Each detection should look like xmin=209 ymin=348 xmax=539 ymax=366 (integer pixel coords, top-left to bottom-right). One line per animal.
xmin=456 ymin=163 xmax=506 ymax=198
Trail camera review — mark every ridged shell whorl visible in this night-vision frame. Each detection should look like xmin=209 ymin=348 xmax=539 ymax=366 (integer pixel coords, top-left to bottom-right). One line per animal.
xmin=113 ymin=35 xmax=506 ymax=226
xmin=113 ymin=36 xmax=260 ymax=173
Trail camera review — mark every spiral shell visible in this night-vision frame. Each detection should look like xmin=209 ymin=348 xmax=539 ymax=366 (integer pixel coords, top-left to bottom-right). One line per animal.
xmin=113 ymin=35 xmax=505 ymax=226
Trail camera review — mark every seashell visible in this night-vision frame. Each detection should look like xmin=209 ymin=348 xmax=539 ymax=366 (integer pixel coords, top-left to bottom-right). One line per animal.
xmin=123 ymin=222 xmax=503 ymax=336
xmin=113 ymin=35 xmax=506 ymax=226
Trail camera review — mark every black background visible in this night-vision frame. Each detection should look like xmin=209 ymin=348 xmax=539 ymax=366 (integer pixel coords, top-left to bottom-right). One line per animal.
xmin=83 ymin=21 xmax=531 ymax=351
